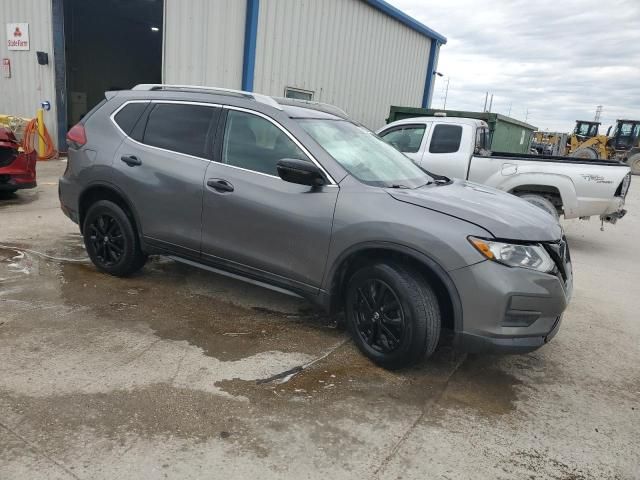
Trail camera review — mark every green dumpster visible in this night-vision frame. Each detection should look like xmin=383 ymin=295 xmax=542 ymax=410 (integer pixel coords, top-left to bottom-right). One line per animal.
xmin=386 ymin=107 xmax=537 ymax=154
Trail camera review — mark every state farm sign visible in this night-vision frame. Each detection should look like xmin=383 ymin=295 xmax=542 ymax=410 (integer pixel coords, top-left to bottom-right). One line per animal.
xmin=6 ymin=23 xmax=30 ymax=51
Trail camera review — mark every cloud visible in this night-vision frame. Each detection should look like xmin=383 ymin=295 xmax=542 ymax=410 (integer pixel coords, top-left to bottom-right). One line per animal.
xmin=388 ymin=0 xmax=640 ymax=132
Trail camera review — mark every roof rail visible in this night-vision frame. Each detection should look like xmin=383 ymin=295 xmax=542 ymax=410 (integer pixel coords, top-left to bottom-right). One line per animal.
xmin=132 ymin=84 xmax=282 ymax=110
xmin=274 ymin=97 xmax=350 ymax=120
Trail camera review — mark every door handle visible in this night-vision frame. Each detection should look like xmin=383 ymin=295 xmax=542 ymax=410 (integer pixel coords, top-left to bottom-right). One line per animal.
xmin=207 ymin=178 xmax=234 ymax=193
xmin=121 ymin=155 xmax=142 ymax=167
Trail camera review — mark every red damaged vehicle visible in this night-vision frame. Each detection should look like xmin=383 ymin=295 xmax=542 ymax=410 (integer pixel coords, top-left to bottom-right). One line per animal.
xmin=0 ymin=127 xmax=37 ymax=194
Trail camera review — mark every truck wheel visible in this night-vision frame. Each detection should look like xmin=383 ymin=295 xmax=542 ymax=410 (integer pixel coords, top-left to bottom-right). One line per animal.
xmin=518 ymin=194 xmax=559 ymax=220
xmin=82 ymin=200 xmax=147 ymax=277
xmin=627 ymin=153 xmax=640 ymax=175
xmin=570 ymin=147 xmax=599 ymax=159
xmin=345 ymin=262 xmax=440 ymax=370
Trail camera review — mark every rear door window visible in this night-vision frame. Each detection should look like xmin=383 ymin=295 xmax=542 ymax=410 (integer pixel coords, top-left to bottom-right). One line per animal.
xmin=379 ymin=125 xmax=426 ymax=153
xmin=142 ymin=103 xmax=218 ymax=158
xmin=114 ymin=102 xmax=148 ymax=135
xmin=221 ymin=110 xmax=308 ymax=176
xmin=429 ymin=124 xmax=463 ymax=154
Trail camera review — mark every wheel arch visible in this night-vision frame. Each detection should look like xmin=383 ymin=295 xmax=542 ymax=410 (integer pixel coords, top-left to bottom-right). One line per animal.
xmin=78 ymin=182 xmax=143 ymax=241
xmin=323 ymin=242 xmax=463 ymax=334
xmin=504 ymin=174 xmax=578 ymax=217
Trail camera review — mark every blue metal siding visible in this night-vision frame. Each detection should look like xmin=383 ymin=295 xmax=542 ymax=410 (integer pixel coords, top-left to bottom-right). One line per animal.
xmin=242 ymin=0 xmax=260 ymax=91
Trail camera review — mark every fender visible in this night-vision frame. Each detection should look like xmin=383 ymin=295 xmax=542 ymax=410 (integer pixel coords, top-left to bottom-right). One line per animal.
xmin=497 ymin=172 xmax=579 ymax=218
xmin=321 ymin=240 xmax=464 ymax=333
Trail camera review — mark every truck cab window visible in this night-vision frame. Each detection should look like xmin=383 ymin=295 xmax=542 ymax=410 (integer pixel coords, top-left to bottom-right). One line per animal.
xmin=429 ymin=124 xmax=462 ymax=154
xmin=379 ymin=125 xmax=426 ymax=153
xmin=475 ymin=127 xmax=490 ymax=155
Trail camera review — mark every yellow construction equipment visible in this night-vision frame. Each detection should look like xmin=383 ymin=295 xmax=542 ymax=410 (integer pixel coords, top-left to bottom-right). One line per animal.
xmin=568 ymin=119 xmax=640 ymax=174
xmin=567 ymin=120 xmax=608 ymax=159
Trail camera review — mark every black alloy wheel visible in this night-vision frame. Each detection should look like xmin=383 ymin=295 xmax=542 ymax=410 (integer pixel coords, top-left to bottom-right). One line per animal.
xmin=353 ymin=279 xmax=406 ymax=354
xmin=88 ymin=213 xmax=125 ymax=267
xmin=346 ymin=262 xmax=441 ymax=370
xmin=83 ymin=200 xmax=147 ymax=277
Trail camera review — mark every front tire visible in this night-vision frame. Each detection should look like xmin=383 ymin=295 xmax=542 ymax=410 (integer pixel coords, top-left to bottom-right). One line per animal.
xmin=82 ymin=200 xmax=147 ymax=277
xmin=518 ymin=194 xmax=560 ymax=221
xmin=345 ymin=263 xmax=441 ymax=370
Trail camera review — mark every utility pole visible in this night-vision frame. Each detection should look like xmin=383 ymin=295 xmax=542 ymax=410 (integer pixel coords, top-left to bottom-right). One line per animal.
xmin=443 ymin=77 xmax=450 ymax=110
xmin=507 ymin=103 xmax=512 ymax=116
xmin=488 ymin=94 xmax=494 ymax=113
xmin=483 ymin=92 xmax=488 ymax=112
xmin=525 ymin=108 xmax=530 ymax=122
xmin=594 ymin=105 xmax=603 ymax=122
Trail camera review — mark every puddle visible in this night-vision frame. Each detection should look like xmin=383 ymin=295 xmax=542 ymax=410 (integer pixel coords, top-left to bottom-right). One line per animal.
xmin=0 ymin=246 xmax=39 ymax=282
xmin=57 ymin=258 xmax=343 ymax=362
xmin=437 ymin=354 xmax=523 ymax=415
xmin=217 ymin=343 xmax=464 ymax=413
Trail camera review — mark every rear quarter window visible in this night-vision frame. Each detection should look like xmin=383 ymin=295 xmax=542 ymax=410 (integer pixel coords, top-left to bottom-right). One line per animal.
xmin=429 ymin=124 xmax=463 ymax=154
xmin=114 ymin=102 xmax=148 ymax=135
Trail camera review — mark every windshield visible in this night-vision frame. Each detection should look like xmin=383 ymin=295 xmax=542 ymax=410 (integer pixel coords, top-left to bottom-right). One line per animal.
xmin=299 ymin=119 xmax=433 ymax=188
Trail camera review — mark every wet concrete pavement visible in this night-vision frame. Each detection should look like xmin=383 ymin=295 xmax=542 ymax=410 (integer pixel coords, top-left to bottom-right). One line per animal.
xmin=1 ymin=160 xmax=638 ymax=479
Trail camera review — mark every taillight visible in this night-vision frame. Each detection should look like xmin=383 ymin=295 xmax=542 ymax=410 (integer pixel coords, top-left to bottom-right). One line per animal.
xmin=66 ymin=124 xmax=87 ymax=148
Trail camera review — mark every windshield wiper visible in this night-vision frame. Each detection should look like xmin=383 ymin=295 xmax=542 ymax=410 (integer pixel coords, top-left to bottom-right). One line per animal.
xmin=390 ymin=184 xmax=410 ymax=189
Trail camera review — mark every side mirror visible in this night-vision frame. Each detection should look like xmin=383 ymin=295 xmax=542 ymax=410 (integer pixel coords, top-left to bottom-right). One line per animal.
xmin=276 ymin=158 xmax=326 ymax=187
xmin=606 ymin=125 xmax=612 ymax=136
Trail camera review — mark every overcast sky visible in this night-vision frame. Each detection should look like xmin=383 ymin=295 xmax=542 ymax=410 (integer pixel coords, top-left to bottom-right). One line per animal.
xmin=388 ymin=0 xmax=640 ymax=132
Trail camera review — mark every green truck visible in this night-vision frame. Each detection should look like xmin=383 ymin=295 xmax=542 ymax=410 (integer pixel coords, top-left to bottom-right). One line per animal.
xmin=385 ymin=107 xmax=537 ymax=155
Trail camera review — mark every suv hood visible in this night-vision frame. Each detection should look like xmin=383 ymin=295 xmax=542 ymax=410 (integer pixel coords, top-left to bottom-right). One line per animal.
xmin=388 ymin=180 xmax=562 ymax=241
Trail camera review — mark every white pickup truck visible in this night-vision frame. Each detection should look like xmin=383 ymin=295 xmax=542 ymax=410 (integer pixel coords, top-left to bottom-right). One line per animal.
xmin=377 ymin=116 xmax=631 ymax=225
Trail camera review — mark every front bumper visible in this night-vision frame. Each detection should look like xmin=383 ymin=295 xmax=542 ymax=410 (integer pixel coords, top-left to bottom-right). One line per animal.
xmin=450 ymin=255 xmax=572 ymax=354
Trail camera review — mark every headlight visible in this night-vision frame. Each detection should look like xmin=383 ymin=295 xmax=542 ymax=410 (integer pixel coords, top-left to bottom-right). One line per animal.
xmin=468 ymin=237 xmax=555 ymax=273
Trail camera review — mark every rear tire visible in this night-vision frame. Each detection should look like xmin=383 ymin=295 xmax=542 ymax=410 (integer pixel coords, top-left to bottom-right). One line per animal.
xmin=345 ymin=262 xmax=441 ymax=370
xmin=627 ymin=153 xmax=640 ymax=175
xmin=518 ymin=194 xmax=560 ymax=221
xmin=82 ymin=200 xmax=147 ymax=277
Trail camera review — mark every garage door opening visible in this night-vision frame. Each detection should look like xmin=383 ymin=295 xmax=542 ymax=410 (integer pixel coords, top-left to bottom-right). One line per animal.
xmin=62 ymin=0 xmax=163 ymax=127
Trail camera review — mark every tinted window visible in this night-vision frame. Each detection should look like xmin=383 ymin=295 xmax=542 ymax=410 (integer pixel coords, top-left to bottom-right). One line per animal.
xmin=429 ymin=124 xmax=462 ymax=154
xmin=222 ymin=110 xmax=307 ymax=176
xmin=380 ymin=125 xmax=426 ymax=153
xmin=142 ymin=103 xmax=215 ymax=158
xmin=475 ymin=127 xmax=490 ymax=153
xmin=114 ymin=102 xmax=148 ymax=135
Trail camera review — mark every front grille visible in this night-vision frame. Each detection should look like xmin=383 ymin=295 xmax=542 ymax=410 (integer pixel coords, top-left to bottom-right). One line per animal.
xmin=544 ymin=236 xmax=571 ymax=282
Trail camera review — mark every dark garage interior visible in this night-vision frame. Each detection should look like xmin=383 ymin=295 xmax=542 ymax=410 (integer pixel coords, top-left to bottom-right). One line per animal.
xmin=62 ymin=0 xmax=163 ymax=127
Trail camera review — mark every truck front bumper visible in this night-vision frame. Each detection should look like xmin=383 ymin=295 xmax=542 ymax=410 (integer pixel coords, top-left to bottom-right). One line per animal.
xmin=450 ymin=257 xmax=572 ymax=354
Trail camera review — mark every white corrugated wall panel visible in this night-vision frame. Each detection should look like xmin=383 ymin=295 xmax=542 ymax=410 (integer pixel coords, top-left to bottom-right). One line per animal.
xmin=0 ymin=0 xmax=57 ymax=145
xmin=253 ymin=0 xmax=431 ymax=129
xmin=163 ymin=0 xmax=246 ymax=88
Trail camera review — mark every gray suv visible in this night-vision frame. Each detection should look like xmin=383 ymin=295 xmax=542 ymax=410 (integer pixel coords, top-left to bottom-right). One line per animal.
xmin=59 ymin=84 xmax=572 ymax=369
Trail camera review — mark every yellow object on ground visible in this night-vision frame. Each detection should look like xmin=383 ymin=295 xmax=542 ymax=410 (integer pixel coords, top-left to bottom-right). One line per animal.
xmin=37 ymin=108 xmax=46 ymax=158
